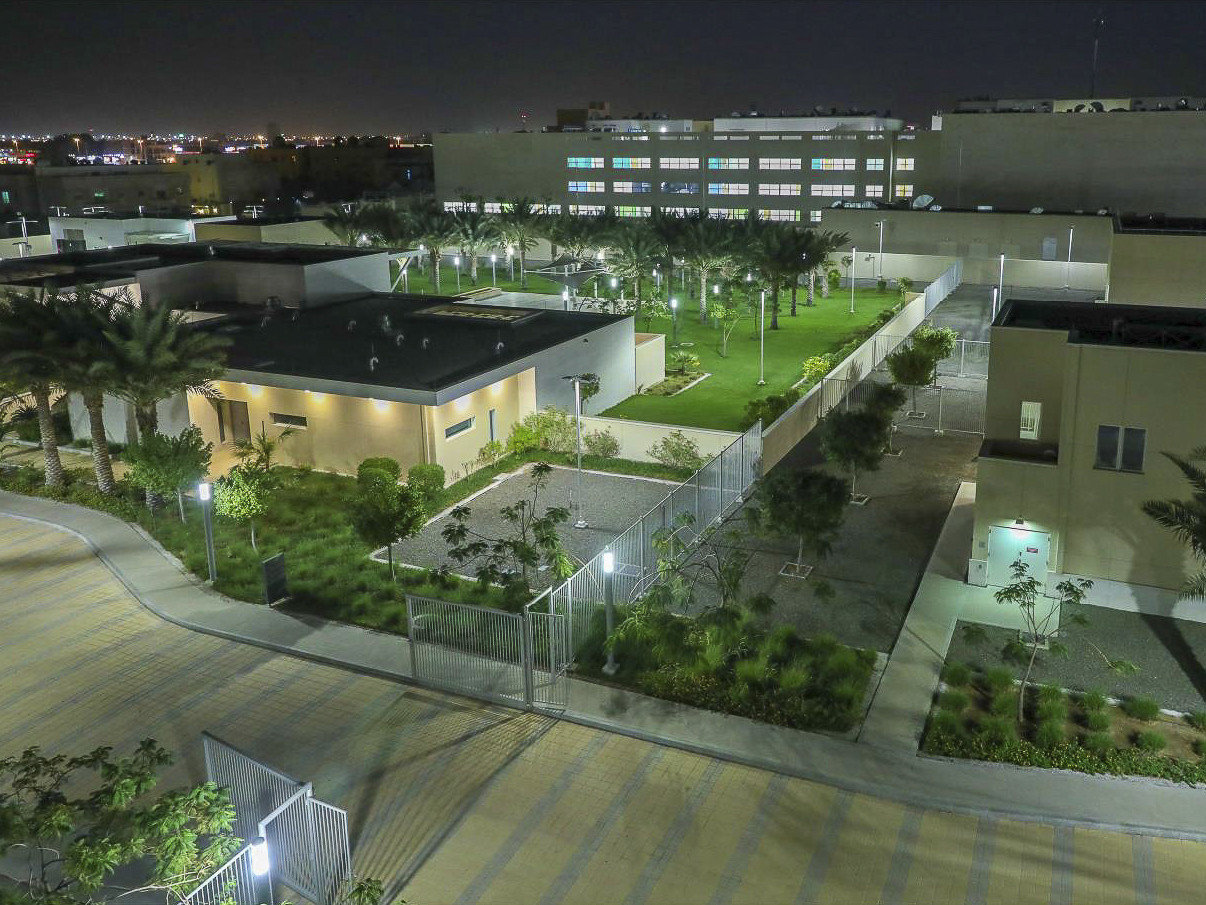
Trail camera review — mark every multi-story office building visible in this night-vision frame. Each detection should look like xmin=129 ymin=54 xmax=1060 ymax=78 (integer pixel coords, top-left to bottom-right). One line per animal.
xmin=971 ymin=299 xmax=1206 ymax=595
xmin=435 ymin=113 xmax=935 ymax=224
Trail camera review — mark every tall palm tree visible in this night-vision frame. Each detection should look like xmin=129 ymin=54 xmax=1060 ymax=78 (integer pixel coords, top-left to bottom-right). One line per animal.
xmin=107 ymin=302 xmax=229 ymax=444
xmin=0 ymin=290 xmax=68 ymax=488
xmin=451 ymin=209 xmax=500 ymax=285
xmin=744 ymin=223 xmax=798 ymax=330
xmin=607 ymin=226 xmax=662 ymax=308
xmin=362 ymin=203 xmax=414 ymax=249
xmin=801 ymin=229 xmax=850 ymax=308
xmin=496 ymin=198 xmax=542 ymax=289
xmin=56 ymin=286 xmax=132 ymax=494
xmin=679 ymin=214 xmax=733 ymax=323
xmin=323 ymin=204 xmax=372 ymax=247
xmin=1143 ymin=447 xmax=1206 ymax=599
xmin=408 ymin=204 xmax=458 ymax=294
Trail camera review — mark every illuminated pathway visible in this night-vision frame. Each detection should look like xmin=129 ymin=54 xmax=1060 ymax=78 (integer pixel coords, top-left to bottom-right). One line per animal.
xmin=2 ymin=515 xmax=1203 ymax=904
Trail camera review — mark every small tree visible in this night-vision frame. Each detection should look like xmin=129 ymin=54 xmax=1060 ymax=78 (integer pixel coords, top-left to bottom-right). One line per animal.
xmin=753 ymin=468 xmax=847 ymax=578
xmin=863 ymin=382 xmax=907 ymax=454
xmin=353 ymin=463 xmax=426 ymax=579
xmin=819 ymin=407 xmax=886 ymax=502
xmin=0 ymin=738 xmax=240 ymax=905
xmin=123 ymin=427 xmax=213 ymax=521
xmin=1143 ymin=446 xmax=1206 ymax=599
xmin=578 ymin=372 xmax=600 ymax=412
xmin=440 ymin=462 xmax=573 ymax=604
xmin=231 ymin=424 xmax=296 ymax=487
xmin=583 ymin=429 xmax=620 ymax=458
xmin=897 ymin=276 xmax=915 ymax=300
xmin=910 ymin=323 xmax=958 ymax=384
xmin=213 ymin=465 xmax=270 ymax=552
xmin=885 ymin=343 xmax=934 ymax=416
xmin=648 ymin=430 xmax=703 ymax=471
xmin=993 ymin=559 xmax=1135 ymax=723
xmin=669 ymin=349 xmax=701 ymax=375
xmin=406 ymin=463 xmax=446 ymax=516
xmin=710 ymin=298 xmax=744 ymax=358
xmin=741 ymin=389 xmax=801 ymax=430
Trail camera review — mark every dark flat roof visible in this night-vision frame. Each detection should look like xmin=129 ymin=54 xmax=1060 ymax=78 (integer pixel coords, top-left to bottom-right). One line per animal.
xmin=0 ymin=241 xmax=382 ymax=288
xmin=996 ymin=299 xmax=1206 ymax=352
xmin=197 ymin=294 xmax=625 ymax=392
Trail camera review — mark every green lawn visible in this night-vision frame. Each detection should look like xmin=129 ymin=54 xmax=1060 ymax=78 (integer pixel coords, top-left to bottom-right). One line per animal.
xmin=604 ymin=289 xmax=900 ymax=431
xmin=392 ymin=261 xmax=564 ymax=296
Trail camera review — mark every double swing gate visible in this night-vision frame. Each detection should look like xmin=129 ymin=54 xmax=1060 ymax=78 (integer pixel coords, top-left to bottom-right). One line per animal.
xmin=187 ymin=733 xmax=352 ymax=905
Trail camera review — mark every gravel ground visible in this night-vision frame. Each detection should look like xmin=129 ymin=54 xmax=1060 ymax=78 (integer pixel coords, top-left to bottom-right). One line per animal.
xmin=947 ymin=609 xmax=1206 ymax=713
xmin=389 ymin=465 xmax=674 ymax=589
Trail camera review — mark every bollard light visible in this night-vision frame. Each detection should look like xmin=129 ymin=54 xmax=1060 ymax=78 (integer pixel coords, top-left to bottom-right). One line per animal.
xmin=602 ymin=550 xmax=615 ymax=573
xmin=250 ymin=836 xmax=270 ymax=877
xmin=197 ymin=481 xmax=211 ymax=502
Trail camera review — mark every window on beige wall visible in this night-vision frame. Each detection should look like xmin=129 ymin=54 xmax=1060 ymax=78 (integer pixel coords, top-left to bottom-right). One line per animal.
xmin=1019 ymin=401 xmax=1041 ymax=440
xmin=445 ymin=416 xmax=476 ymax=439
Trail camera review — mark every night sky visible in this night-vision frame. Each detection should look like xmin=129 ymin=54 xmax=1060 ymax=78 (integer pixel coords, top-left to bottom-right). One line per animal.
xmin=7 ymin=0 xmax=1205 ymax=136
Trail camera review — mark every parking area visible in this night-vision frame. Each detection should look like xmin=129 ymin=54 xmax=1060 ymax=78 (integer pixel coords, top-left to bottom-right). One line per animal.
xmin=389 ymin=464 xmax=675 ymax=589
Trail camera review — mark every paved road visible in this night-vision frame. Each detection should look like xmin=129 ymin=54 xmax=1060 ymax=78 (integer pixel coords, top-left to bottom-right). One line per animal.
xmin=4 ymin=516 xmax=1205 ymax=905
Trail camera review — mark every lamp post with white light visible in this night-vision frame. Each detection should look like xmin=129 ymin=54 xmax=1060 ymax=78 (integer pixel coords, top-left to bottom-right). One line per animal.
xmin=1065 ymin=226 xmax=1074 ymax=290
xmin=602 ymin=550 xmax=618 ymax=675
xmin=565 ymin=375 xmax=589 ymax=529
xmin=249 ymin=835 xmax=273 ymax=905
xmin=758 ymin=290 xmax=766 ymax=386
xmin=490 ymin=253 xmax=497 ymax=286
xmin=849 ymin=246 xmax=857 ymax=315
xmin=669 ymin=297 xmax=678 ymax=345
xmin=998 ymin=252 xmax=1005 ymax=304
xmin=454 ymin=255 xmax=462 ymax=294
xmin=875 ymin=220 xmax=886 ymax=278
xmin=198 ymin=481 xmax=216 ymax=583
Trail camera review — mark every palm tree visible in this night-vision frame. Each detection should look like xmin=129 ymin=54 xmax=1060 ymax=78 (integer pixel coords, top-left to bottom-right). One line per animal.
xmin=107 ymin=302 xmax=229 ymax=444
xmin=678 ymin=214 xmax=733 ymax=323
xmin=408 ymin=204 xmax=458 ymax=294
xmin=56 ymin=286 xmax=132 ymax=494
xmin=496 ymin=198 xmax=542 ymax=289
xmin=1143 ymin=447 xmax=1206 ymax=599
xmin=744 ymin=223 xmax=798 ymax=330
xmin=801 ymin=229 xmax=850 ymax=308
xmin=607 ymin=226 xmax=662 ymax=309
xmin=451 ymin=209 xmax=500 ymax=285
xmin=323 ymin=204 xmax=372 ymax=247
xmin=0 ymin=290 xmax=68 ymax=488
xmin=362 ymin=203 xmax=414 ymax=249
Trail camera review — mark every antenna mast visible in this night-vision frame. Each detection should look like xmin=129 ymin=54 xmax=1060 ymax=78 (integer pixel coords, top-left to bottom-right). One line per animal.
xmin=1089 ymin=6 xmax=1105 ymax=98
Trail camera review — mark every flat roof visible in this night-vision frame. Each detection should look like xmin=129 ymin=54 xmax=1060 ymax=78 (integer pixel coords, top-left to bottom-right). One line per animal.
xmin=996 ymin=299 xmax=1206 ymax=352
xmin=0 ymin=241 xmax=382 ymax=288
xmin=196 ymin=294 xmax=626 ymax=394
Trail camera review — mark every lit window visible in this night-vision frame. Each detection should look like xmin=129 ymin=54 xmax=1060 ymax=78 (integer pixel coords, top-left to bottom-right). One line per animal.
xmin=810 ymin=158 xmax=857 ymax=171
xmin=1019 ymin=402 xmax=1041 ymax=440
xmin=482 ymin=202 xmax=502 ymax=213
xmin=567 ymin=156 xmax=604 ymax=168
xmin=866 ymin=158 xmax=886 ymax=171
xmin=270 ymin=413 xmax=308 ymax=429
xmin=568 ymin=181 xmax=605 ymax=193
xmin=865 ymin=185 xmax=885 ymax=198
xmin=810 ymin=184 xmax=855 ymax=197
xmin=569 ymin=204 xmax=606 ymax=215
xmin=660 ymin=207 xmax=700 ymax=215
xmin=612 ymin=157 xmax=651 ymax=169
xmin=707 ymin=157 xmax=750 ymax=170
xmin=894 ymin=184 xmax=914 ymax=198
xmin=809 ymin=210 xmax=822 ymax=223
xmin=614 ymin=181 xmax=652 ymax=194
xmin=659 ymin=157 xmax=700 ymax=169
xmin=759 ymin=158 xmax=802 ymax=170
xmin=659 ymin=181 xmax=699 ymax=194
xmin=759 ymin=209 xmax=801 ymax=222
xmin=896 ymin=158 xmax=916 ymax=171
xmin=615 ymin=206 xmax=651 ymax=217
xmin=445 ymin=416 xmax=476 ymax=439
xmin=443 ymin=200 xmax=476 ymax=212
xmin=758 ymin=183 xmax=801 ymax=196
xmin=707 ymin=208 xmax=749 ymax=220
xmin=707 ymin=183 xmax=750 ymax=195
xmin=1095 ymin=425 xmax=1146 ymax=472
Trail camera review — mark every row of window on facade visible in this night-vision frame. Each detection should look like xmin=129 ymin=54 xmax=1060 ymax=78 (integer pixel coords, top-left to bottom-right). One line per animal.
xmin=442 ymin=201 xmax=828 ymax=221
xmin=1018 ymin=402 xmax=1147 ymax=473
xmin=567 ymin=181 xmax=913 ymax=198
xmin=567 ymin=156 xmax=914 ymax=171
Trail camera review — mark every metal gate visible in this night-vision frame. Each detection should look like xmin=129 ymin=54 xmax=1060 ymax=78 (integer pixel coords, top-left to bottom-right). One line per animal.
xmin=406 ymin=595 xmax=569 ymax=710
xmin=202 ymin=733 xmax=351 ymax=905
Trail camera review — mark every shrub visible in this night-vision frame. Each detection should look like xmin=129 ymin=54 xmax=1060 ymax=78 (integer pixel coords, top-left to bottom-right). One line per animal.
xmin=357 ymin=457 xmax=401 ymax=482
xmin=928 ymin=710 xmax=964 ymax=739
xmin=876 ymin=277 xmax=888 ymax=294
xmin=1036 ymin=699 xmax=1068 ymax=724
xmin=742 ymin=389 xmax=801 ymax=430
xmin=508 ymin=407 xmax=575 ymax=455
xmin=989 ymin=691 xmax=1017 ymax=718
xmin=1186 ymin=712 xmax=1206 ymax=732
xmin=1122 ymin=697 xmax=1161 ymax=722
xmin=1194 ymin=738 xmax=1206 ymax=758
xmin=406 ymin=463 xmax=446 ymax=512
xmin=778 ymin=663 xmax=810 ymax=693
xmin=941 ymin=662 xmax=973 ymax=688
xmin=669 ymin=349 xmax=702 ymax=374
xmin=1134 ymin=730 xmax=1167 ymax=753
xmin=801 ymin=354 xmax=836 ymax=387
xmin=648 ymin=431 xmax=703 ymax=471
xmin=1037 ymin=684 xmax=1065 ymax=705
xmin=983 ymin=667 xmax=1014 ymax=696
xmin=1035 ymin=720 xmax=1066 ymax=750
xmin=1080 ymin=689 xmax=1108 ymax=712
xmin=583 ymin=429 xmax=620 ymax=459
xmin=1082 ymin=731 xmax=1115 ymax=757
xmin=939 ymin=689 xmax=970 ymax=714
xmin=826 ymin=268 xmax=842 ymax=291
xmin=476 ymin=440 xmax=505 ymax=468
xmin=897 ymin=276 xmax=914 ymax=298
xmin=1085 ymin=710 xmax=1111 ymax=732
xmin=978 ymin=716 xmax=1017 ymax=746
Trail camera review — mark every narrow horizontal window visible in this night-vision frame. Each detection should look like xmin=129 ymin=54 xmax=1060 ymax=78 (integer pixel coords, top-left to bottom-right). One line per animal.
xmin=445 ymin=416 xmax=476 ymax=439
xmin=270 ymin=412 xmax=307 ymax=428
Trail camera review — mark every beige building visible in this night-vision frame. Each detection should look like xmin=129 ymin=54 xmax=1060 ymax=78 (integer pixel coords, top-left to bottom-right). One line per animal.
xmin=971 ymin=299 xmax=1206 ymax=595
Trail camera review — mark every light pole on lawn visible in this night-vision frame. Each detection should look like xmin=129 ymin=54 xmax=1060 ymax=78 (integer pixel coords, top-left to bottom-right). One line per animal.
xmin=758 ymin=290 xmax=766 ymax=386
xmin=849 ymin=246 xmax=857 ymax=315
xmin=198 ymin=481 xmax=217 ymax=583
xmin=507 ymin=246 xmax=515 ymax=281
xmin=670 ymin=297 xmax=678 ymax=346
xmin=490 ymin=253 xmax=497 ymax=286
xmin=565 ymin=375 xmax=589 ymax=529
xmin=875 ymin=220 xmax=886 ymax=278
xmin=602 ymin=550 xmax=618 ymax=675
xmin=454 ymin=255 xmax=462 ymax=294
xmin=1065 ymin=226 xmax=1074 ymax=290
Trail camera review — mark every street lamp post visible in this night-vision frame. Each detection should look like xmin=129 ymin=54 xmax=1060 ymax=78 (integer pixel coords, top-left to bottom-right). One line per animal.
xmin=507 ymin=246 xmax=515 ymax=281
xmin=991 ymin=286 xmax=999 ymax=320
xmin=7 ymin=216 xmax=32 ymax=258
xmin=757 ymin=290 xmax=766 ymax=386
xmin=198 ymin=482 xmax=217 ymax=583
xmin=490 ymin=253 xmax=497 ymax=286
xmin=876 ymin=220 xmax=886 ymax=278
xmin=568 ymin=376 xmax=588 ymax=529
xmin=1065 ymin=226 xmax=1074 ymax=290
xmin=454 ymin=255 xmax=462 ymax=294
xmin=849 ymin=246 xmax=857 ymax=315
xmin=602 ymin=550 xmax=618 ymax=675
xmin=670 ymin=297 xmax=678 ymax=345
xmin=562 ymin=288 xmax=570 ymax=311
xmin=998 ymin=252 xmax=1005 ymax=305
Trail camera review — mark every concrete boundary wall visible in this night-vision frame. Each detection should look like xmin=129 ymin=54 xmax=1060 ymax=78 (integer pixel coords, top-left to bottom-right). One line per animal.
xmin=578 ymin=415 xmax=738 ymax=464
xmin=877 ymin=252 xmax=1106 ymax=293
xmin=761 ymin=260 xmax=963 ymax=472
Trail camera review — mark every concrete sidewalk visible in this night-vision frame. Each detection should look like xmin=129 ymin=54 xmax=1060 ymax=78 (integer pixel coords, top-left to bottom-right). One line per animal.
xmin=7 ymin=489 xmax=1206 ymax=840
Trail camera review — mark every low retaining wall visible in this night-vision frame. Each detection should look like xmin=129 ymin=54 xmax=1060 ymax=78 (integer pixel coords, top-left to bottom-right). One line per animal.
xmin=579 ymin=415 xmax=738 ymax=464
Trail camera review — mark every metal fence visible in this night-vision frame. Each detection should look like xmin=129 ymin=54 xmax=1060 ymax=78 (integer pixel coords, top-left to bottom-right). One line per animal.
xmin=198 ymin=733 xmax=351 ymax=905
xmin=936 ymin=339 xmax=990 ymax=379
xmin=923 ymin=258 xmax=964 ymax=316
xmin=830 ymin=375 xmax=986 ymax=436
xmin=183 ymin=844 xmax=261 ymax=905
xmin=405 ymin=595 xmax=569 ymax=709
